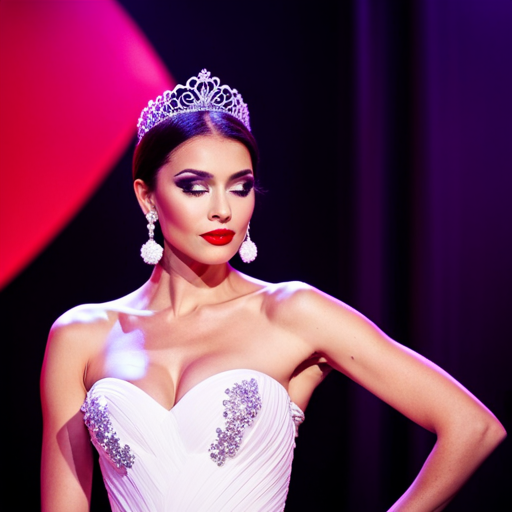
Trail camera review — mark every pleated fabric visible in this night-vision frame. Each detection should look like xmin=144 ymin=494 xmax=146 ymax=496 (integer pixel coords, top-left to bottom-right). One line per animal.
xmin=83 ymin=369 xmax=305 ymax=512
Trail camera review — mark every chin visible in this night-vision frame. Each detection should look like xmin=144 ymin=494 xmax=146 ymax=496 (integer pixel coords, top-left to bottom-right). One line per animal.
xmin=183 ymin=248 xmax=240 ymax=267
xmin=202 ymin=252 xmax=239 ymax=266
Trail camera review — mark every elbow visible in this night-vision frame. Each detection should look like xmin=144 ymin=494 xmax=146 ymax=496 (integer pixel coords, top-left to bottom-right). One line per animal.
xmin=441 ymin=407 xmax=507 ymax=457
xmin=486 ymin=416 xmax=507 ymax=448
xmin=470 ymin=412 xmax=507 ymax=455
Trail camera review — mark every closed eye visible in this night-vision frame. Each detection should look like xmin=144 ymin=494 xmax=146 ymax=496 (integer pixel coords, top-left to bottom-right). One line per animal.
xmin=174 ymin=173 xmax=254 ymax=197
xmin=230 ymin=179 xmax=254 ymax=197
xmin=175 ymin=177 xmax=209 ymax=196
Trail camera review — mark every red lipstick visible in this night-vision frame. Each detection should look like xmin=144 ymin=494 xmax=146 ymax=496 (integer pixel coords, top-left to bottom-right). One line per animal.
xmin=200 ymin=229 xmax=235 ymax=246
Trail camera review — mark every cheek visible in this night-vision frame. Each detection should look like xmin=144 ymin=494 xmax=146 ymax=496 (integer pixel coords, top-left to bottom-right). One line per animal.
xmin=156 ymin=193 xmax=200 ymax=229
xmin=244 ymin=203 xmax=255 ymax=222
xmin=236 ymin=194 xmax=256 ymax=220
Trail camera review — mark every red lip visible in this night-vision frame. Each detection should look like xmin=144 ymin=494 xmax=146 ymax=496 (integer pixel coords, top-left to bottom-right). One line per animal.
xmin=200 ymin=229 xmax=235 ymax=246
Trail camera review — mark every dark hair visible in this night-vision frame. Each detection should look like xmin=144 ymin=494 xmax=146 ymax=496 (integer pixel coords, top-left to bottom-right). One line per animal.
xmin=133 ymin=111 xmax=259 ymax=190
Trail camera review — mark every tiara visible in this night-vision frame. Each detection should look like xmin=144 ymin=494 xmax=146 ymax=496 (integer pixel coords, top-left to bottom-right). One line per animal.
xmin=137 ymin=69 xmax=251 ymax=141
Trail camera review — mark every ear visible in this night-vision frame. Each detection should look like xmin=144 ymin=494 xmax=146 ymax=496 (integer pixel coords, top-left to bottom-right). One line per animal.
xmin=133 ymin=179 xmax=155 ymax=215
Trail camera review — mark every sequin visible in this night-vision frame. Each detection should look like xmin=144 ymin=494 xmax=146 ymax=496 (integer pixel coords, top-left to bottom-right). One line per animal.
xmin=209 ymin=378 xmax=262 ymax=467
xmin=81 ymin=395 xmax=135 ymax=470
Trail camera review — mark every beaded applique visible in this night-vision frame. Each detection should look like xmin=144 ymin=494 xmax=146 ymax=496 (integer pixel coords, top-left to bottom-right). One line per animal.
xmin=209 ymin=378 xmax=262 ymax=467
xmin=81 ymin=395 xmax=135 ymax=471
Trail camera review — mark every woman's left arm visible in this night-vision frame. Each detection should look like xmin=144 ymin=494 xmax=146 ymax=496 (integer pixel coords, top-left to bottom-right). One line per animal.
xmin=284 ymin=284 xmax=506 ymax=511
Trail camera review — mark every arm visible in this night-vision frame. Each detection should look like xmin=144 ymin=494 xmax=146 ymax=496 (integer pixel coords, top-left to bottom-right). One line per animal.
xmin=282 ymin=284 xmax=506 ymax=511
xmin=40 ymin=317 xmax=94 ymax=512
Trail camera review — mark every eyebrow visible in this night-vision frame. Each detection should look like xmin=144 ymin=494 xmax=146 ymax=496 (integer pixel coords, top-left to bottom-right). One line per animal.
xmin=174 ymin=169 xmax=253 ymax=180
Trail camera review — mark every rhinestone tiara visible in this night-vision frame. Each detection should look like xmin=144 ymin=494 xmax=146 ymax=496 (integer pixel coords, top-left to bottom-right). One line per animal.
xmin=137 ymin=69 xmax=251 ymax=141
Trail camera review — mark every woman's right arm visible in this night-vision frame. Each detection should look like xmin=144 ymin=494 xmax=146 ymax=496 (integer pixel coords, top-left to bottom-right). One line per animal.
xmin=40 ymin=317 xmax=94 ymax=512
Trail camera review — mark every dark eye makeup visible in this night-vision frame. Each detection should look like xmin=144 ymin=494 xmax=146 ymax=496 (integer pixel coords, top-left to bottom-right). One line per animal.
xmin=231 ymin=178 xmax=254 ymax=197
xmin=174 ymin=177 xmax=208 ymax=196
xmin=173 ymin=175 xmax=254 ymax=197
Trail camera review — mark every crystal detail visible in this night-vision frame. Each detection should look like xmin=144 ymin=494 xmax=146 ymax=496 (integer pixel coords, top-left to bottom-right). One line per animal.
xmin=146 ymin=210 xmax=158 ymax=224
xmin=81 ymin=395 xmax=135 ymax=471
xmin=141 ymin=238 xmax=163 ymax=265
xmin=137 ymin=69 xmax=251 ymax=141
xmin=209 ymin=378 xmax=262 ymax=467
xmin=141 ymin=209 xmax=163 ymax=264
xmin=239 ymin=238 xmax=257 ymax=263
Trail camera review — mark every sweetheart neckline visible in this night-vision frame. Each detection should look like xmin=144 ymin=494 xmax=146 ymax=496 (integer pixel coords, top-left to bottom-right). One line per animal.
xmin=87 ymin=369 xmax=304 ymax=415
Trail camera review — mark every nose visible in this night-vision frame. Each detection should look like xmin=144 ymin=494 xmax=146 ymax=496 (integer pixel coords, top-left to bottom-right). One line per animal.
xmin=208 ymin=191 xmax=231 ymax=223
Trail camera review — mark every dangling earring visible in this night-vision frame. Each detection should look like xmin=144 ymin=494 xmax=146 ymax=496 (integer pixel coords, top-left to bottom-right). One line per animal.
xmin=140 ymin=210 xmax=163 ymax=264
xmin=239 ymin=223 xmax=257 ymax=263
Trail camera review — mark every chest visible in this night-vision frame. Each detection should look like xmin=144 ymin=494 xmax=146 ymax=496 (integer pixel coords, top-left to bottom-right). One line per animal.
xmin=86 ymin=304 xmax=299 ymax=394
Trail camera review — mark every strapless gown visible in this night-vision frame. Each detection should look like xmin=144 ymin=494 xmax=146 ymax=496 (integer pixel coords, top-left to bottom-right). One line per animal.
xmin=81 ymin=369 xmax=305 ymax=511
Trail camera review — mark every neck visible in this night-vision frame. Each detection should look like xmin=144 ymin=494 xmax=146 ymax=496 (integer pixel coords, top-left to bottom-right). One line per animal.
xmin=141 ymin=246 xmax=237 ymax=316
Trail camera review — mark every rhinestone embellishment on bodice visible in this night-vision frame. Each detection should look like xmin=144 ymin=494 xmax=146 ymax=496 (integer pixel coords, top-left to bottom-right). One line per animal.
xmin=81 ymin=395 xmax=135 ymax=471
xmin=209 ymin=378 xmax=262 ymax=467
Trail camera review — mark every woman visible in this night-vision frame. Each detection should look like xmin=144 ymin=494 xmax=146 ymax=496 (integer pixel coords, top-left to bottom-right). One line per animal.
xmin=41 ymin=70 xmax=506 ymax=511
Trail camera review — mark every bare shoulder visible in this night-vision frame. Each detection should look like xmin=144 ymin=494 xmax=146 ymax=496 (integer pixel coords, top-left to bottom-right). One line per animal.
xmin=52 ymin=302 xmax=111 ymax=332
xmin=48 ymin=302 xmax=115 ymax=350
xmin=48 ymin=285 xmax=149 ymax=340
xmin=261 ymin=280 xmax=356 ymax=327
xmin=43 ymin=296 xmax=135 ymax=378
xmin=258 ymin=280 xmax=344 ymax=348
xmin=259 ymin=280 xmax=390 ymax=371
xmin=260 ymin=280 xmax=314 ymax=308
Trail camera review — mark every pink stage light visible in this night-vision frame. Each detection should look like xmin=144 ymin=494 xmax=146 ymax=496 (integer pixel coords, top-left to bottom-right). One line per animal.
xmin=0 ymin=0 xmax=174 ymax=289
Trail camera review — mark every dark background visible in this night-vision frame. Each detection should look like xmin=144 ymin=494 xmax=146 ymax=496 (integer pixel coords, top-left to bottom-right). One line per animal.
xmin=2 ymin=0 xmax=511 ymax=510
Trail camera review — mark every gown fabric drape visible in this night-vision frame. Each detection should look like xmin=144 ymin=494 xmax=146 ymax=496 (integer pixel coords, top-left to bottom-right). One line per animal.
xmin=82 ymin=369 xmax=305 ymax=512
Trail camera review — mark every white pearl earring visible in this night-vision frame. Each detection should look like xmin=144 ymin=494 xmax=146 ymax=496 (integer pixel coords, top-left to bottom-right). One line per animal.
xmin=238 ymin=223 xmax=257 ymax=263
xmin=140 ymin=210 xmax=163 ymax=264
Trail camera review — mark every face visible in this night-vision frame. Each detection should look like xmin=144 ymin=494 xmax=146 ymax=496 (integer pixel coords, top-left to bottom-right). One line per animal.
xmin=136 ymin=135 xmax=255 ymax=266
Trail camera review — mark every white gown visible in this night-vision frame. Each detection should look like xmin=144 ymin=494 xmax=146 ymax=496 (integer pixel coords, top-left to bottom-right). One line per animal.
xmin=81 ymin=369 xmax=305 ymax=511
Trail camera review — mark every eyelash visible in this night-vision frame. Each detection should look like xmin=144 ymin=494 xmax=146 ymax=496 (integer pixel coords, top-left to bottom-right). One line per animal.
xmin=182 ymin=186 xmax=207 ymax=197
xmin=176 ymin=180 xmax=254 ymax=198
xmin=231 ymin=181 xmax=254 ymax=197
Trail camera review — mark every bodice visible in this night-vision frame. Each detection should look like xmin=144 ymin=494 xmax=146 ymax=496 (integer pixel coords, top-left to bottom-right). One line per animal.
xmin=81 ymin=369 xmax=305 ymax=511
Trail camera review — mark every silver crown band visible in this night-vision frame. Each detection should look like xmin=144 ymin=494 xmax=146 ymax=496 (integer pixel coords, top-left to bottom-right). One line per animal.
xmin=137 ymin=69 xmax=251 ymax=141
